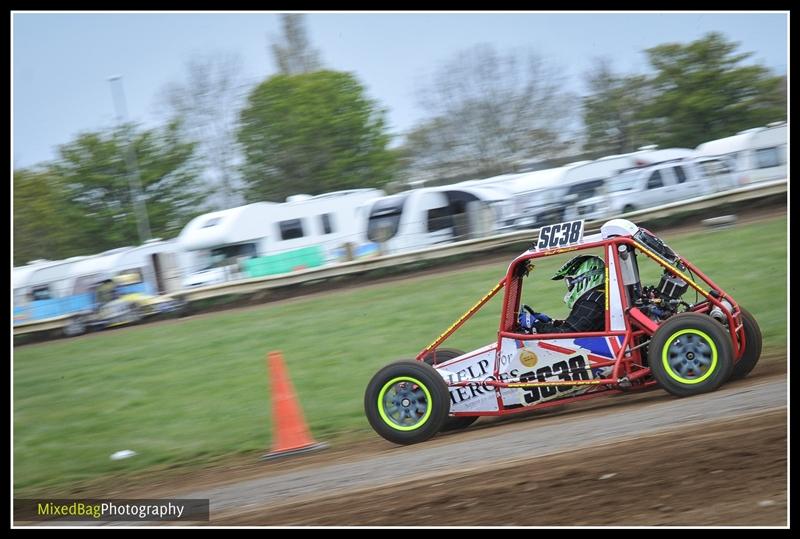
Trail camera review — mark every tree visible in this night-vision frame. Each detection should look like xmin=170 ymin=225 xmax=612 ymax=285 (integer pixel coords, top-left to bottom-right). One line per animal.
xmin=581 ymin=58 xmax=654 ymax=158
xmin=50 ymin=121 xmax=205 ymax=253
xmin=238 ymin=70 xmax=396 ymax=201
xmin=270 ymin=14 xmax=322 ymax=75
xmin=13 ymin=168 xmax=84 ymax=265
xmin=642 ymin=32 xmax=786 ymax=148
xmin=158 ymin=51 xmax=247 ymax=209
xmin=404 ymin=44 xmax=577 ymax=182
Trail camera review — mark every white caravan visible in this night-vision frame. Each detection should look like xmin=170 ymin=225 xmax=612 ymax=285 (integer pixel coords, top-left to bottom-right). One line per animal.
xmin=178 ymin=189 xmax=384 ymax=287
xmin=365 ymin=184 xmax=514 ymax=254
xmin=13 ymin=252 xmax=122 ymax=324
xmin=13 ymin=241 xmax=186 ymax=325
xmin=694 ymin=122 xmax=787 ymax=186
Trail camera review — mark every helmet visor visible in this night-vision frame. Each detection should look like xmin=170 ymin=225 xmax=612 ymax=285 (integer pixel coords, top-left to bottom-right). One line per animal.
xmin=565 ymin=275 xmax=577 ymax=291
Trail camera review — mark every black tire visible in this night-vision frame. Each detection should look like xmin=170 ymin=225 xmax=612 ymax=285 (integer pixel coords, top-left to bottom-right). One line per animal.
xmin=365 ymin=360 xmax=450 ymax=445
xmin=622 ymin=204 xmax=636 ymax=215
xmin=649 ymin=312 xmax=733 ymax=397
xmin=422 ymin=349 xmax=479 ymax=432
xmin=729 ymin=307 xmax=763 ymax=380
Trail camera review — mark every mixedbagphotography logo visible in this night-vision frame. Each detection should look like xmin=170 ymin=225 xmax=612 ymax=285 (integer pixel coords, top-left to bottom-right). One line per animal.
xmin=14 ymin=499 xmax=210 ymax=522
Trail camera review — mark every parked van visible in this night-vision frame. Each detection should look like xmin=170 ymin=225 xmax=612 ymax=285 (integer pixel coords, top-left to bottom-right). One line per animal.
xmin=516 ymin=148 xmax=695 ymax=228
xmin=569 ymin=158 xmax=712 ymax=222
xmin=178 ymin=189 xmax=384 ymax=288
xmin=695 ymin=122 xmax=787 ymax=186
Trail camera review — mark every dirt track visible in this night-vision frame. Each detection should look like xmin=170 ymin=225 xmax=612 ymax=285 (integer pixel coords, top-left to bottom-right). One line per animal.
xmin=215 ymin=409 xmax=786 ymax=526
xmin=200 ymin=369 xmax=787 ymax=527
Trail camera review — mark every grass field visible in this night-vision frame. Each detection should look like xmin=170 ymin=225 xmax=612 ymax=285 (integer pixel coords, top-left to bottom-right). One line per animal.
xmin=13 ymin=215 xmax=787 ymax=495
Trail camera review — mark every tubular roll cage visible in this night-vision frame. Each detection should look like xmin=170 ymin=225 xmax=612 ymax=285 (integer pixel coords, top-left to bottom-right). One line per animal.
xmin=414 ymin=232 xmax=746 ymax=411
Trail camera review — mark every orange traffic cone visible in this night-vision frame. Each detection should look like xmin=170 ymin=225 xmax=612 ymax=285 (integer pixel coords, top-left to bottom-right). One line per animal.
xmin=261 ymin=351 xmax=328 ymax=460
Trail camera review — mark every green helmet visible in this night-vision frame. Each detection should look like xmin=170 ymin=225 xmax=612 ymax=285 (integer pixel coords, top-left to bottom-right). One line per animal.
xmin=552 ymin=255 xmax=605 ymax=309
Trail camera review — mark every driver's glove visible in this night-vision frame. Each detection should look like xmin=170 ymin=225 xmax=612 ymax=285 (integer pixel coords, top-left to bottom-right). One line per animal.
xmin=533 ymin=312 xmax=552 ymax=323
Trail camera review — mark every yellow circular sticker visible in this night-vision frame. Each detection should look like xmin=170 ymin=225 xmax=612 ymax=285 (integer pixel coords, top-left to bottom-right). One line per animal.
xmin=518 ymin=349 xmax=539 ymax=368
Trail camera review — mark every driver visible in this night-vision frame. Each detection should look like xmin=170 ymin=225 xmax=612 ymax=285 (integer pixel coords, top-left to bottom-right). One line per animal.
xmin=519 ymin=255 xmax=606 ymax=334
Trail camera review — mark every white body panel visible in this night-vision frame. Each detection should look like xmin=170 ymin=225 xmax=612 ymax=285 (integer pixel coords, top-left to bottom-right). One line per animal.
xmin=496 ymin=337 xmax=618 ymax=408
xmin=435 ymin=344 xmax=501 ymax=413
xmin=434 ymin=336 xmax=622 ymax=414
xmin=178 ymin=202 xmax=278 ymax=252
xmin=607 ymin=244 xmax=626 ymax=331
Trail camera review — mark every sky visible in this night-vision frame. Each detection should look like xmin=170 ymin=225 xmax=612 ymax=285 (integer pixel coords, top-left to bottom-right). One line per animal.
xmin=11 ymin=11 xmax=789 ymax=169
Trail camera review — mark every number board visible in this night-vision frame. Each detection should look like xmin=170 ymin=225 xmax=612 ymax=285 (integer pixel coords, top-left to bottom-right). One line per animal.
xmin=536 ymin=220 xmax=585 ymax=251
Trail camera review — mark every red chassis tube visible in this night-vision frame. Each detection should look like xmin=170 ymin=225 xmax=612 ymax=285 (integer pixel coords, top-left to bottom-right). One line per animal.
xmin=415 ymin=278 xmax=505 ymax=362
xmin=413 ymin=233 xmax=743 ymax=417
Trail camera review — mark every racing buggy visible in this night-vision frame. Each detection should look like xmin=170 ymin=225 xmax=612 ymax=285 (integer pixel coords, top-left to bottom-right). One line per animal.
xmin=364 ymin=219 xmax=762 ymax=445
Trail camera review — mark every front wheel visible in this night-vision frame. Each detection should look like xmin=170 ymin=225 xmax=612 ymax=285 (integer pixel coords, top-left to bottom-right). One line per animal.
xmin=365 ymin=360 xmax=450 ymax=445
xmin=649 ymin=313 xmax=733 ymax=397
xmin=729 ymin=307 xmax=763 ymax=380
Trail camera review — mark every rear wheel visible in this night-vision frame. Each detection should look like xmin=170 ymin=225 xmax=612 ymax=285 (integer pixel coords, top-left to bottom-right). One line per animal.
xmin=729 ymin=307 xmax=763 ymax=380
xmin=622 ymin=204 xmax=636 ymax=214
xmin=422 ymin=349 xmax=479 ymax=432
xmin=365 ymin=360 xmax=450 ymax=445
xmin=649 ymin=313 xmax=733 ymax=397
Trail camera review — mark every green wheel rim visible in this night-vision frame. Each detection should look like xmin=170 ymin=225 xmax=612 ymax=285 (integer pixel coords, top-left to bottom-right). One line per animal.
xmin=661 ymin=329 xmax=718 ymax=384
xmin=377 ymin=376 xmax=433 ymax=431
